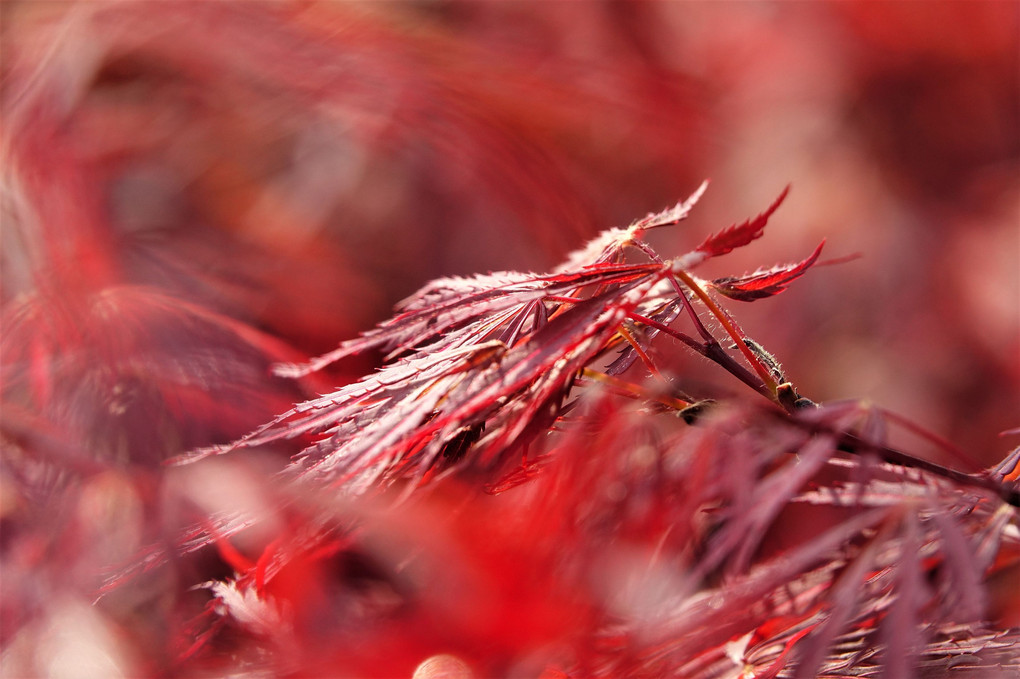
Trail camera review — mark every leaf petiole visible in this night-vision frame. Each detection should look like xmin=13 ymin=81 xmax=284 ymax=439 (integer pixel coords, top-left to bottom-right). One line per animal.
xmin=578 ymin=367 xmax=690 ymax=411
xmin=670 ymin=267 xmax=782 ymax=397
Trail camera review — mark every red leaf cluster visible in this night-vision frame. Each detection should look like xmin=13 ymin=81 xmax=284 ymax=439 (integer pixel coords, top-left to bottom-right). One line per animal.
xmin=2 ymin=3 xmax=1018 ymax=678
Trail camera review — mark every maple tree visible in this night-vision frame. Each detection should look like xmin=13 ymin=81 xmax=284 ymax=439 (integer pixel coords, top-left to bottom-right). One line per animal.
xmin=2 ymin=2 xmax=1018 ymax=678
xmin=57 ymin=185 xmax=1016 ymax=678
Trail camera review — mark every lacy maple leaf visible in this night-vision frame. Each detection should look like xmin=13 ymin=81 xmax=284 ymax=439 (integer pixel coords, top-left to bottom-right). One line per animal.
xmin=173 ymin=183 xmax=826 ymax=494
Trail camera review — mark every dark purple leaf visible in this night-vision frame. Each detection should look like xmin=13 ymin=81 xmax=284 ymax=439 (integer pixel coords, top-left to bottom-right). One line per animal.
xmin=793 ymin=522 xmax=891 ymax=679
xmin=879 ymin=513 xmax=929 ymax=679
xmin=707 ymin=433 xmax=839 ymax=575
xmin=930 ymin=507 xmax=987 ymax=622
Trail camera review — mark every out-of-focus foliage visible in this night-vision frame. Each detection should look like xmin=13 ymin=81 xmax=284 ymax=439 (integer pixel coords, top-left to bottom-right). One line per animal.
xmin=1 ymin=1 xmax=1018 ymax=677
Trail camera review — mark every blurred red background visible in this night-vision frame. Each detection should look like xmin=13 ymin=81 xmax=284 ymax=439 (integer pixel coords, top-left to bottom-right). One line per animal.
xmin=5 ymin=1 xmax=1014 ymax=460
xmin=2 ymin=1 xmax=1018 ymax=675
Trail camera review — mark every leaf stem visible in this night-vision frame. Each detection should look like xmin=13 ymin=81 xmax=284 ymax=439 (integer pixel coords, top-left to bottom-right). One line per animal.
xmin=629 ymin=241 xmax=716 ymax=345
xmin=579 ymin=368 xmax=691 ymax=411
xmin=671 ymin=267 xmax=781 ymax=396
xmin=617 ymin=324 xmax=664 ymax=381
xmin=626 ymin=311 xmax=774 ymax=402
